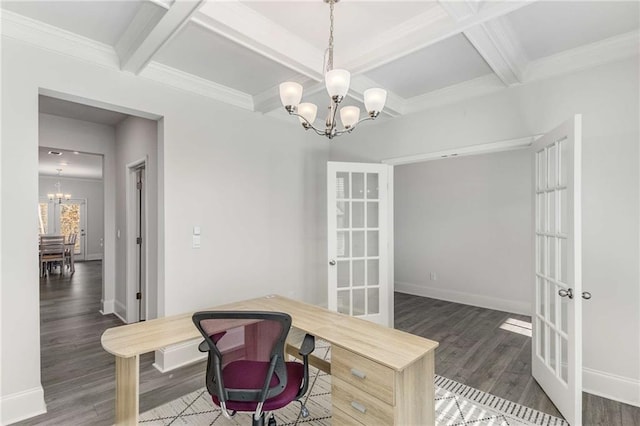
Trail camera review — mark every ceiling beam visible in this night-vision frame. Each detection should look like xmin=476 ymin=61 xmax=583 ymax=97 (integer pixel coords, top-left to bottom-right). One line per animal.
xmin=438 ymin=0 xmax=531 ymax=86
xmin=117 ymin=0 xmax=204 ymax=74
xmin=343 ymin=0 xmax=536 ymax=75
xmin=194 ymin=1 xmax=324 ymax=81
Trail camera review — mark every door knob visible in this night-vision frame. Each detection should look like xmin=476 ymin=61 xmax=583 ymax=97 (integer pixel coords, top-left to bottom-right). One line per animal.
xmin=582 ymin=291 xmax=592 ymax=300
xmin=558 ymin=288 xmax=573 ymax=299
xmin=329 ymin=259 xmax=336 ymax=266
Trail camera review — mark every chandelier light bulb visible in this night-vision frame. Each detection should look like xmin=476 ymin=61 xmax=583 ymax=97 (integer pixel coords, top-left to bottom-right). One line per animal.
xmin=340 ymin=106 xmax=360 ymax=129
xmin=279 ymin=82 xmax=303 ymax=108
xmin=297 ymin=103 xmax=318 ymax=127
xmin=325 ymin=69 xmax=350 ymax=100
xmin=364 ymin=88 xmax=387 ymax=116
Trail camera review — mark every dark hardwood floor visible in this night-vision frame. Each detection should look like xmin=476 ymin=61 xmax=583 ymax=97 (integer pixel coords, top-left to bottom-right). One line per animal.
xmin=18 ymin=261 xmax=206 ymax=426
xmin=17 ymin=264 xmax=639 ymax=425
xmin=394 ymin=292 xmax=640 ymax=425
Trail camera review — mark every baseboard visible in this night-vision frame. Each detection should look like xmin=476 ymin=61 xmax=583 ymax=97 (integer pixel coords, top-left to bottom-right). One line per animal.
xmin=153 ymin=338 xmax=207 ymax=373
xmin=113 ymin=300 xmax=127 ymax=323
xmin=583 ymin=367 xmax=640 ymax=407
xmin=85 ymin=253 xmax=103 ymax=261
xmin=395 ymin=281 xmax=531 ymax=316
xmin=0 ymin=386 xmax=46 ymax=425
xmin=100 ymin=299 xmax=115 ymax=315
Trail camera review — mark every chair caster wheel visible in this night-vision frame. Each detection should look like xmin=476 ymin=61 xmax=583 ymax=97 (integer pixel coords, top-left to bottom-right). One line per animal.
xmin=300 ymin=405 xmax=309 ymax=418
xmin=268 ymin=414 xmax=277 ymax=426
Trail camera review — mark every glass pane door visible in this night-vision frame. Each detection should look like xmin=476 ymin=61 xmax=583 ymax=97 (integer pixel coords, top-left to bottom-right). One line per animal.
xmin=328 ymin=162 xmax=390 ymax=326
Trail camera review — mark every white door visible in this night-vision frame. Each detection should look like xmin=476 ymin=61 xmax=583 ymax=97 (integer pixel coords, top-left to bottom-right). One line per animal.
xmin=532 ymin=115 xmax=583 ymax=425
xmin=327 ymin=162 xmax=392 ymax=326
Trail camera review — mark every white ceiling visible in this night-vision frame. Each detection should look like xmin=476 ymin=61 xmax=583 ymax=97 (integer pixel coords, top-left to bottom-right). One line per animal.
xmin=39 ymin=147 xmax=103 ymax=180
xmin=3 ymin=0 xmax=639 ymax=123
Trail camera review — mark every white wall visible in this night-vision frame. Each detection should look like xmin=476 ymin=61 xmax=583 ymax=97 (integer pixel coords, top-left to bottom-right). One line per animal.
xmin=331 ymin=58 xmax=640 ymax=405
xmin=0 ymin=36 xmax=328 ymax=424
xmin=39 ymin=175 xmax=104 ymax=259
xmin=395 ymin=149 xmax=533 ymax=315
xmin=114 ymin=116 xmax=158 ymax=322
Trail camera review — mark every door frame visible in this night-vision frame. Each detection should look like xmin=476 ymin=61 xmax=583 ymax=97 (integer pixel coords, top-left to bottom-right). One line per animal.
xmin=126 ymin=157 xmax=148 ymax=323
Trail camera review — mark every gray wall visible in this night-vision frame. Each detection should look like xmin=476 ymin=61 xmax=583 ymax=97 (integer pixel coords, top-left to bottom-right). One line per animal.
xmin=39 ymin=175 xmax=104 ymax=259
xmin=395 ymin=149 xmax=532 ymax=314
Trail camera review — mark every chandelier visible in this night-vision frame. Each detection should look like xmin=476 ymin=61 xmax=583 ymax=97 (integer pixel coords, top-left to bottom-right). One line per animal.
xmin=279 ymin=0 xmax=387 ymax=140
xmin=47 ymin=169 xmax=71 ymax=204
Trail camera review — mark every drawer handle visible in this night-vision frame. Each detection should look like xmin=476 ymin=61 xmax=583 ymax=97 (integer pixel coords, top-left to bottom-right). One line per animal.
xmin=351 ymin=401 xmax=367 ymax=414
xmin=350 ymin=368 xmax=367 ymax=379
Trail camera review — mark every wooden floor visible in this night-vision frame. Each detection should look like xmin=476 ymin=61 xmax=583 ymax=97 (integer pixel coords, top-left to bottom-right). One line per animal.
xmin=395 ymin=292 xmax=640 ymax=425
xmin=17 ymin=262 xmax=639 ymax=425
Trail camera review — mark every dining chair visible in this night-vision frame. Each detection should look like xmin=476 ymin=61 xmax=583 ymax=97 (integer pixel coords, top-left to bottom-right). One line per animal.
xmin=192 ymin=311 xmax=315 ymax=426
xmin=65 ymin=233 xmax=77 ymax=273
xmin=40 ymin=243 xmax=66 ymax=276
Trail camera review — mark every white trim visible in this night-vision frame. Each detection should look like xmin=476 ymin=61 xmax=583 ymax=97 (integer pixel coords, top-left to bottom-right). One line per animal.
xmin=153 ymin=339 xmax=207 ymax=373
xmin=382 ymin=135 xmax=539 ymax=166
xmin=583 ymin=367 xmax=640 ymax=408
xmin=0 ymin=386 xmax=46 ymax=425
xmin=100 ymin=298 xmax=115 ymax=315
xmin=140 ymin=62 xmax=254 ymax=111
xmin=395 ymin=281 xmax=531 ymax=316
xmin=525 ymin=30 xmax=640 ymax=83
xmin=1 ymin=10 xmax=118 ymax=69
xmin=114 ymin=300 xmax=127 ymax=323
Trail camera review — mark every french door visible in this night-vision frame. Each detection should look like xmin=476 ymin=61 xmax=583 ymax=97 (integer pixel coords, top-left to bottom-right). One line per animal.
xmin=327 ymin=162 xmax=392 ymax=326
xmin=532 ymin=115 xmax=583 ymax=425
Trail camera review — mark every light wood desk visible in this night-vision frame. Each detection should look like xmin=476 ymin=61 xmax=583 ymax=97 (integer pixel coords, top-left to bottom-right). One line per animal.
xmin=101 ymin=295 xmax=439 ymax=425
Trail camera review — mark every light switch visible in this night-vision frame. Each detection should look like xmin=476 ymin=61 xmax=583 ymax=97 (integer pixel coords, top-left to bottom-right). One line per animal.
xmin=192 ymin=235 xmax=201 ymax=249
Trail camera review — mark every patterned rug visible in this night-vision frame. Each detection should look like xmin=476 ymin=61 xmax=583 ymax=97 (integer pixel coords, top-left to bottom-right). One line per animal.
xmin=141 ymin=344 xmax=568 ymax=426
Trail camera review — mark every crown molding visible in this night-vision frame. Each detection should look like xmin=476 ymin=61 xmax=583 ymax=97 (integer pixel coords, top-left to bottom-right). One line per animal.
xmin=1 ymin=9 xmax=119 ymax=69
xmin=405 ymin=73 xmax=506 ymax=113
xmin=140 ymin=62 xmax=253 ymax=111
xmin=524 ymin=30 xmax=640 ymax=83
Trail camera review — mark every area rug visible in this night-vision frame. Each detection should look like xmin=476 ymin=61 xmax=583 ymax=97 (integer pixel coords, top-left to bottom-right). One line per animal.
xmin=141 ymin=345 xmax=568 ymax=426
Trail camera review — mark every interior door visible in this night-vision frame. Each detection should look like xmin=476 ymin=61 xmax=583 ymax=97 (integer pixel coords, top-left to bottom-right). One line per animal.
xmin=532 ymin=115 xmax=582 ymax=425
xmin=327 ymin=162 xmax=392 ymax=326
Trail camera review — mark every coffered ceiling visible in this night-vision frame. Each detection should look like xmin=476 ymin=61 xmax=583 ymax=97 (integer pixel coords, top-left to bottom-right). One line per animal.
xmin=2 ymin=0 xmax=639 ymax=124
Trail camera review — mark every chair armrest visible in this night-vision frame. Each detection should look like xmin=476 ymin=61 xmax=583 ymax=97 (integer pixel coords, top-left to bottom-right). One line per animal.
xmin=299 ymin=334 xmax=315 ymax=357
xmin=198 ymin=340 xmax=209 ymax=352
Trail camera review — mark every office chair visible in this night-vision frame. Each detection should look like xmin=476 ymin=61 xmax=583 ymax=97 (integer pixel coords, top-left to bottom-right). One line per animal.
xmin=193 ymin=311 xmax=315 ymax=426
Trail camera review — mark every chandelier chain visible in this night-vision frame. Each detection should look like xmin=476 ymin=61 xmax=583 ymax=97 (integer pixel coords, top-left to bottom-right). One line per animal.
xmin=327 ymin=0 xmax=335 ymax=71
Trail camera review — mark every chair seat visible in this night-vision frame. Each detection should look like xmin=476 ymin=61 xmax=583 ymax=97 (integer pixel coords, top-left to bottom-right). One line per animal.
xmin=212 ymin=360 xmax=304 ymax=412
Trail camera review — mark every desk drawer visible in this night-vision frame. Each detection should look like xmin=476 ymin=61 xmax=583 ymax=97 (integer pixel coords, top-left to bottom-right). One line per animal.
xmin=332 ymin=376 xmax=394 ymax=425
xmin=332 ymin=406 xmax=365 ymax=426
xmin=332 ymin=345 xmax=395 ymax=405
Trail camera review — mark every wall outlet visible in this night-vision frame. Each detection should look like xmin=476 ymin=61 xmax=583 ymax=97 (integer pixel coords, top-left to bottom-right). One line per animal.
xmin=430 ymin=272 xmax=437 ymax=281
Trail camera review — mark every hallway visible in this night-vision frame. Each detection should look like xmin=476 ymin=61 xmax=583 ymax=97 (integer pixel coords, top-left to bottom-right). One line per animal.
xmin=21 ymin=261 xmax=205 ymax=425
